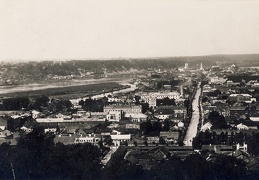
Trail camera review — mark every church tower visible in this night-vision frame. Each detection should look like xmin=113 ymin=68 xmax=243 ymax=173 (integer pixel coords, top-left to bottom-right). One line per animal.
xmin=184 ymin=63 xmax=189 ymax=70
xmin=200 ymin=63 xmax=204 ymax=71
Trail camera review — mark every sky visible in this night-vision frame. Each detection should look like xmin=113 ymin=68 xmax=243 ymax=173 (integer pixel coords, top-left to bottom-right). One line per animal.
xmin=0 ymin=0 xmax=259 ymax=62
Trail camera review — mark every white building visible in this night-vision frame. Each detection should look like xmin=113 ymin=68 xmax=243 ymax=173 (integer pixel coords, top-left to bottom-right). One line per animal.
xmin=74 ymin=134 xmax=101 ymax=145
xmin=236 ymin=143 xmax=248 ymax=152
xmin=108 ymin=97 xmax=121 ymax=103
xmin=125 ymin=124 xmax=140 ymax=129
xmin=104 ymin=105 xmax=142 ymax=115
xmin=31 ymin=110 xmax=41 ymax=119
xmin=110 ymin=134 xmax=131 ymax=146
xmin=201 ymin=122 xmax=212 ymax=132
xmin=209 ymin=76 xmax=227 ymax=84
xmin=128 ymin=113 xmax=147 ymax=122
xmin=106 ymin=111 xmax=122 ymax=122
xmin=177 ymin=121 xmax=184 ymax=128
xmin=44 ymin=128 xmax=57 ymax=134
xmin=154 ymin=113 xmax=172 ymax=120
xmin=139 ymin=91 xmax=180 ymax=107
xmin=236 ymin=123 xmax=249 ymax=130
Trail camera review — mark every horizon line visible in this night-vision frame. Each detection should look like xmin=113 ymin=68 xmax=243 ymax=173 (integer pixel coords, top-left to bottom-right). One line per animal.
xmin=1 ymin=53 xmax=259 ymax=62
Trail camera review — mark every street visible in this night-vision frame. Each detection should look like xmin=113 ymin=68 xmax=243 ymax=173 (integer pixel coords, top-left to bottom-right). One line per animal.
xmin=184 ymin=83 xmax=201 ymax=146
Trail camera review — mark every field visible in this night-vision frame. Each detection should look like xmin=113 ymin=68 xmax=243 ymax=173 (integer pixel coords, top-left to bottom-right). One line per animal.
xmin=0 ymin=82 xmax=124 ymax=100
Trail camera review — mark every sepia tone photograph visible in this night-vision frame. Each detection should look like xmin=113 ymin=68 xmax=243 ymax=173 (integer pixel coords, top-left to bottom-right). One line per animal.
xmin=1 ymin=0 xmax=259 ymax=179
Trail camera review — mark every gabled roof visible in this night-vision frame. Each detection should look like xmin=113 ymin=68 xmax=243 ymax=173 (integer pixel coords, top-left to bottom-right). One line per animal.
xmin=229 ymin=94 xmax=251 ymax=97
xmin=247 ymin=157 xmax=259 ymax=170
xmin=230 ymin=106 xmax=246 ymax=111
xmin=250 ymin=117 xmax=259 ymax=122
xmin=131 ymin=113 xmax=147 ymax=118
xmin=66 ymin=128 xmax=77 ymax=134
xmin=54 ymin=136 xmax=75 ymax=145
xmin=160 ymin=131 xmax=179 ymax=138
xmin=154 ymin=109 xmax=174 ymax=114
xmin=201 ymin=122 xmax=212 ymax=132
xmin=148 ymin=146 xmax=169 ymax=156
xmin=0 ymin=117 xmax=7 ymax=126
xmin=76 ymin=129 xmax=87 ymax=135
xmin=236 ymin=123 xmax=249 ymax=130
xmin=0 ymin=130 xmax=12 ymax=138
xmin=234 ymin=149 xmax=251 ymax=159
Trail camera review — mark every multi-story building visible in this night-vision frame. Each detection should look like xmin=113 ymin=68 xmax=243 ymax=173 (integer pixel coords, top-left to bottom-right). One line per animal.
xmin=125 ymin=124 xmax=140 ymax=129
xmin=106 ymin=111 xmax=122 ymax=122
xmin=154 ymin=113 xmax=172 ymax=120
xmin=228 ymin=94 xmax=252 ymax=103
xmin=129 ymin=113 xmax=148 ymax=122
xmin=110 ymin=134 xmax=131 ymax=146
xmin=226 ymin=80 xmax=240 ymax=87
xmin=139 ymin=91 xmax=180 ymax=107
xmin=104 ymin=105 xmax=142 ymax=115
xmin=74 ymin=134 xmax=101 ymax=145
xmin=209 ymin=76 xmax=227 ymax=84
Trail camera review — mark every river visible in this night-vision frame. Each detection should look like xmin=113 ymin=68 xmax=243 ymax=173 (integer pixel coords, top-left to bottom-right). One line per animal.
xmin=184 ymin=83 xmax=201 ymax=146
xmin=0 ymin=77 xmax=133 ymax=95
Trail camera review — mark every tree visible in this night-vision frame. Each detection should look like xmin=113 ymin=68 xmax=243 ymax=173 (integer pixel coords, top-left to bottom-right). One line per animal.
xmin=184 ymin=153 xmax=210 ymax=180
xmin=103 ymin=135 xmax=113 ymax=146
xmin=202 ymin=96 xmax=208 ymax=103
xmin=214 ymin=89 xmax=222 ymax=96
xmin=0 ymin=143 xmax=13 ymax=179
xmin=78 ymin=99 xmax=85 ymax=106
xmin=156 ymin=97 xmax=176 ymax=106
xmin=2 ymin=97 xmax=30 ymax=110
xmin=192 ymin=136 xmax=202 ymax=149
xmin=34 ymin=96 xmax=49 ymax=109
xmin=151 ymin=122 xmax=162 ymax=136
xmin=208 ymin=111 xmax=227 ymax=129
xmin=134 ymin=95 xmax=141 ymax=105
xmin=9 ymin=128 xmax=102 ymax=179
xmin=151 ymin=155 xmax=184 ymax=179
xmin=23 ymin=117 xmax=38 ymax=128
xmin=208 ymin=89 xmax=221 ymax=97
xmin=212 ymin=155 xmax=246 ymax=179
xmin=162 ymin=119 xmax=170 ymax=131
xmin=140 ymin=122 xmax=152 ymax=135
xmin=159 ymin=137 xmax=166 ymax=144
xmin=141 ymin=103 xmax=149 ymax=114
xmin=64 ymin=100 xmax=72 ymax=108
xmin=184 ymin=99 xmax=190 ymax=110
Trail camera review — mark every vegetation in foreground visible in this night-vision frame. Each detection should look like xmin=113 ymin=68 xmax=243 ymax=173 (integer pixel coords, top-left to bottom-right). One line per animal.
xmin=0 ymin=126 xmax=253 ymax=180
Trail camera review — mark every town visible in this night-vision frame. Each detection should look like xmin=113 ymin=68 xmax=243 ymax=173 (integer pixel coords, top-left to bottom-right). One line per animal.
xmin=1 ymin=60 xmax=259 ymax=179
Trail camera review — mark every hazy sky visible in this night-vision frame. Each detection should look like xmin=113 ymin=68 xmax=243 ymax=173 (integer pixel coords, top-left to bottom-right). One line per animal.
xmin=1 ymin=0 xmax=259 ymax=62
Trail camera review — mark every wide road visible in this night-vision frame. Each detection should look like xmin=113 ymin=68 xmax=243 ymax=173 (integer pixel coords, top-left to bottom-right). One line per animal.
xmin=184 ymin=83 xmax=201 ymax=146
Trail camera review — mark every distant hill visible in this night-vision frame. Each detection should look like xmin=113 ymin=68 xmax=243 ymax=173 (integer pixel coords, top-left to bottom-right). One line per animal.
xmin=0 ymin=54 xmax=259 ymax=85
xmin=139 ymin=54 xmax=259 ymax=68
xmin=2 ymin=53 xmax=259 ymax=68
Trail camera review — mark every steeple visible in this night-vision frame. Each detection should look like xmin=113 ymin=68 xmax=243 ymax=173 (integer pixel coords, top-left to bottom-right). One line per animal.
xmin=200 ymin=63 xmax=204 ymax=71
xmin=184 ymin=63 xmax=189 ymax=70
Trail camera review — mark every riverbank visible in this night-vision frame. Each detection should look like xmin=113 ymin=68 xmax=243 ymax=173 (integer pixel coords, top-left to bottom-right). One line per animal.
xmin=0 ymin=77 xmax=133 ymax=95
xmin=0 ymin=77 xmax=134 ymax=97
xmin=0 ymin=81 xmax=131 ymax=100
